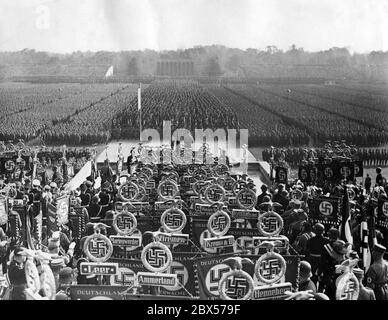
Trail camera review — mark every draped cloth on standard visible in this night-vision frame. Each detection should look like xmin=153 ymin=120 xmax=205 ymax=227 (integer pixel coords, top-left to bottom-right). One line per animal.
xmin=64 ymin=161 xmax=92 ymax=191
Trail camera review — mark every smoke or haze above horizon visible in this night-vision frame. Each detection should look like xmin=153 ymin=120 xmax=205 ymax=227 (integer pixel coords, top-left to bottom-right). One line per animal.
xmin=0 ymin=0 xmax=387 ymax=53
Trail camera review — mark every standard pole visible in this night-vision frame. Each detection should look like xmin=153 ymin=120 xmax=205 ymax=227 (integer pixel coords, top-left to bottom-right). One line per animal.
xmin=138 ymin=83 xmax=142 ymax=142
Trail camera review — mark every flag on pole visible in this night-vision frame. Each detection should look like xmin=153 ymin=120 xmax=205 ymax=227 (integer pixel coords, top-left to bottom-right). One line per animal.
xmin=138 ymin=84 xmax=141 ymax=111
xmin=105 ymin=66 xmax=114 ymax=78
xmin=360 ymin=219 xmax=371 ymax=271
xmin=339 ymin=185 xmax=353 ymax=245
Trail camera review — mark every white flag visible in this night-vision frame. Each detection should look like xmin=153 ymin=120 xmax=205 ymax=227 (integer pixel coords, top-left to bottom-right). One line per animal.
xmin=64 ymin=160 xmax=92 ymax=191
xmin=105 ymin=66 xmax=114 ymax=78
xmin=138 ymin=85 xmax=141 ymax=111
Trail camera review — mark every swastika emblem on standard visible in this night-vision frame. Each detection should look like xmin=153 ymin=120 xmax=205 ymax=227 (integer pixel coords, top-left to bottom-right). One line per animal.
xmin=161 ymin=183 xmax=175 ymax=197
xmin=165 ymin=213 xmax=183 ymax=228
xmin=205 ymin=264 xmax=231 ymax=296
xmin=224 ymin=276 xmax=250 ymax=299
xmin=145 ymin=248 xmax=169 ymax=268
xmin=88 ymin=239 xmax=109 ymax=258
xmin=117 ymin=215 xmax=134 ymax=231
xmin=5 ymin=160 xmax=15 ymax=171
xmin=324 ymin=167 xmax=333 ymax=178
xmin=258 ymin=258 xmax=281 ymax=281
xmin=340 ymin=281 xmax=355 ymax=300
xmin=110 ymin=267 xmax=136 ymax=286
xmin=340 ymin=166 xmax=351 ymax=177
xmin=207 ymin=188 xmax=224 ymax=201
xmin=163 ymin=262 xmax=188 ymax=291
xmin=238 ymin=193 xmax=254 ymax=205
xmin=278 ymin=170 xmax=286 ymax=181
xmin=122 ymin=185 xmax=137 ymax=198
xmin=382 ymin=202 xmax=388 ymax=217
xmin=210 ymin=215 xmax=228 ymax=233
xmin=319 ymin=201 xmax=333 ymax=216
xmin=262 ymin=216 xmax=279 ymax=233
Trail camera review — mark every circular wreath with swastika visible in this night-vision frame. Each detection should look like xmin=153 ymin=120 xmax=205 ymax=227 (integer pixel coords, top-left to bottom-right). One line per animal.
xmin=257 ymin=211 xmax=284 ymax=237
xmin=204 ymin=184 xmax=226 ymax=204
xmin=4 ymin=160 xmax=15 ymax=172
xmin=232 ymin=180 xmax=247 ymax=196
xmin=161 ymin=207 xmax=187 ymax=233
xmin=157 ymin=180 xmax=179 ymax=201
xmin=254 ymin=251 xmax=286 ymax=285
xmin=112 ymin=211 xmax=137 ymax=236
xmin=25 ymin=259 xmax=41 ymax=294
xmin=218 ymin=269 xmax=254 ymax=300
xmin=83 ymin=233 xmax=113 ymax=263
xmin=324 ymin=167 xmax=334 ymax=178
xmin=118 ymin=181 xmax=139 ymax=202
xmin=319 ymin=201 xmax=333 ymax=216
xmin=193 ymin=168 xmax=207 ymax=178
xmin=236 ymin=188 xmax=257 ymax=210
xmin=214 ymin=164 xmax=229 ymax=177
xmin=336 ymin=273 xmax=359 ymax=300
xmin=141 ymin=241 xmax=172 ymax=273
xmin=208 ymin=210 xmax=231 ymax=237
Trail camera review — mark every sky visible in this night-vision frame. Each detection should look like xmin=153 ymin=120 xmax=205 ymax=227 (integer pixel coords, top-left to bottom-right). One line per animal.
xmin=0 ymin=0 xmax=387 ymax=53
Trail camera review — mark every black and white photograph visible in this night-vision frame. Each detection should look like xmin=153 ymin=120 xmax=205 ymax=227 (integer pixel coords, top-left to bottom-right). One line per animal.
xmin=0 ymin=0 xmax=387 ymax=306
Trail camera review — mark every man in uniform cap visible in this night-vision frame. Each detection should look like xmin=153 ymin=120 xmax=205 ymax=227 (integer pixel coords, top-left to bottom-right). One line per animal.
xmin=85 ymin=180 xmax=94 ymax=198
xmin=298 ymin=260 xmax=317 ymax=293
xmin=306 ymin=223 xmax=329 ymax=288
xmin=56 ymin=266 xmax=74 ymax=299
xmin=80 ymin=183 xmax=91 ymax=206
xmin=28 ymin=179 xmax=42 ymax=204
xmin=353 ymin=268 xmax=375 ymax=300
xmin=88 ymin=194 xmax=102 ymax=223
xmin=256 ymin=184 xmax=270 ymax=206
xmin=365 ymin=244 xmax=388 ymax=300
xmin=51 ymin=166 xmax=63 ymax=186
xmin=7 ymin=246 xmax=27 ymax=300
xmin=320 ymin=239 xmax=348 ymax=299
